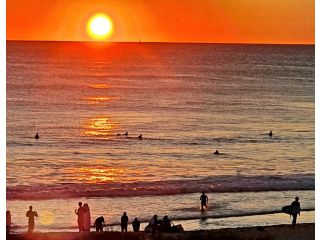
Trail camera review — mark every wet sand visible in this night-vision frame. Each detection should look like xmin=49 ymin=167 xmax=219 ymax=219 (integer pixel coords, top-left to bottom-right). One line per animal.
xmin=7 ymin=223 xmax=314 ymax=240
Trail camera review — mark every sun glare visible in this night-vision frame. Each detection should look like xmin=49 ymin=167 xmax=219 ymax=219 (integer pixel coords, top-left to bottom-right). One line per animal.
xmin=87 ymin=13 xmax=113 ymax=40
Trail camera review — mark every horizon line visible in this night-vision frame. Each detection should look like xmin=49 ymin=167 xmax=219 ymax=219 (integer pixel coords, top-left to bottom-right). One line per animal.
xmin=6 ymin=39 xmax=315 ymax=46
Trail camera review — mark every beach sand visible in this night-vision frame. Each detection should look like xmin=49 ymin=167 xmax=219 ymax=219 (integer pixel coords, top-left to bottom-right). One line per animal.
xmin=7 ymin=223 xmax=314 ymax=240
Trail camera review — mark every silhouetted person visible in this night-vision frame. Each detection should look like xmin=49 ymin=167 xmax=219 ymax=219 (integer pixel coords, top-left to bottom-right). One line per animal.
xmin=35 ymin=133 xmax=39 ymax=140
xmin=124 ymin=132 xmax=128 ymax=136
xmin=6 ymin=210 xmax=11 ymax=234
xmin=75 ymin=202 xmax=84 ymax=232
xmin=200 ymin=192 xmax=208 ymax=211
xmin=291 ymin=197 xmax=301 ymax=228
xmin=268 ymin=130 xmax=272 ymax=137
xmin=94 ymin=216 xmax=105 ymax=232
xmin=159 ymin=215 xmax=171 ymax=233
xmin=138 ymin=134 xmax=143 ymax=139
xmin=26 ymin=206 xmax=38 ymax=233
xmin=132 ymin=217 xmax=140 ymax=232
xmin=121 ymin=212 xmax=128 ymax=232
xmin=149 ymin=214 xmax=158 ymax=234
xmin=214 ymin=150 xmax=220 ymax=155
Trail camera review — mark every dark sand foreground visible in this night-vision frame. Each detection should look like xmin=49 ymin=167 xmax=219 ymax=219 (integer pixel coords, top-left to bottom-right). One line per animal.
xmin=7 ymin=223 xmax=314 ymax=240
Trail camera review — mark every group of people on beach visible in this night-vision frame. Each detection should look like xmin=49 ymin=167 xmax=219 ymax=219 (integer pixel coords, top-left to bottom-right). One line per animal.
xmin=75 ymin=205 xmax=180 ymax=233
xmin=6 ymin=193 xmax=301 ymax=234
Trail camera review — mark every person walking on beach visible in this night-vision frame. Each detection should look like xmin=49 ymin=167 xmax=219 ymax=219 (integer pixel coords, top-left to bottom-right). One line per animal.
xmin=26 ymin=206 xmax=38 ymax=233
xmin=75 ymin=202 xmax=84 ymax=232
xmin=291 ymin=197 xmax=301 ymax=228
xmin=132 ymin=217 xmax=140 ymax=232
xmin=200 ymin=191 xmax=209 ymax=211
xmin=93 ymin=216 xmax=105 ymax=232
xmin=121 ymin=212 xmax=129 ymax=232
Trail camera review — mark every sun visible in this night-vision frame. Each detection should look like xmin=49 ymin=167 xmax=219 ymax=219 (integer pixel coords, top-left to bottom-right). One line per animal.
xmin=87 ymin=13 xmax=114 ymax=41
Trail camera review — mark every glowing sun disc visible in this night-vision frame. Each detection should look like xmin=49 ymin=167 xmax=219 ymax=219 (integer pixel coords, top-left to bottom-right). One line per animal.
xmin=87 ymin=13 xmax=113 ymax=40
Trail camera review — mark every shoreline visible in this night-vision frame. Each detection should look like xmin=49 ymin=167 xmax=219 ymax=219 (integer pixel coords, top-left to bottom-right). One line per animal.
xmin=7 ymin=223 xmax=315 ymax=240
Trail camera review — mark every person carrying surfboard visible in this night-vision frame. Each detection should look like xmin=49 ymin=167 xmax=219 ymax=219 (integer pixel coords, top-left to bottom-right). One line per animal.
xmin=291 ymin=197 xmax=301 ymax=228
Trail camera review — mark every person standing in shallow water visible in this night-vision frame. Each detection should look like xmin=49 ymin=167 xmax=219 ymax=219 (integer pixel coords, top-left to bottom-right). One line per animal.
xmin=75 ymin=202 xmax=84 ymax=232
xmin=291 ymin=197 xmax=301 ymax=228
xmin=121 ymin=212 xmax=129 ymax=232
xmin=200 ymin=192 xmax=208 ymax=211
xmin=26 ymin=206 xmax=38 ymax=233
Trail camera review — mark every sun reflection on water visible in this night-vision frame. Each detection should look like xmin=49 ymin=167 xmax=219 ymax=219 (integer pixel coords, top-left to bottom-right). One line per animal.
xmin=88 ymin=83 xmax=111 ymax=89
xmin=82 ymin=117 xmax=118 ymax=139
xmin=85 ymin=96 xmax=119 ymax=104
xmin=79 ymin=167 xmax=124 ymax=183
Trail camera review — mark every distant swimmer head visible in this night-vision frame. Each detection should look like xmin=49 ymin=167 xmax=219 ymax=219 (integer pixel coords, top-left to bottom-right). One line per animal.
xmin=138 ymin=134 xmax=142 ymax=139
xmin=124 ymin=132 xmax=128 ymax=136
xmin=35 ymin=133 xmax=39 ymax=139
xmin=214 ymin=150 xmax=220 ymax=154
xmin=268 ymin=130 xmax=272 ymax=136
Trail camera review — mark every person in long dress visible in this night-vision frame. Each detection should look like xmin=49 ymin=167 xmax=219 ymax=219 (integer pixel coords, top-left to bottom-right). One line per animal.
xmin=82 ymin=203 xmax=91 ymax=231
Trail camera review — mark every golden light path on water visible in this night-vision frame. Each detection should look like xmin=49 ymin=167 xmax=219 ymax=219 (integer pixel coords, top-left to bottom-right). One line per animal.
xmin=84 ymin=96 xmax=119 ymax=104
xmin=82 ymin=117 xmax=118 ymax=139
xmin=78 ymin=167 xmax=124 ymax=183
xmin=88 ymin=83 xmax=112 ymax=89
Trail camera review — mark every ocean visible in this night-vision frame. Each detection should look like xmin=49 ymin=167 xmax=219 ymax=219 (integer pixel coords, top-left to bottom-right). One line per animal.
xmin=6 ymin=41 xmax=314 ymax=233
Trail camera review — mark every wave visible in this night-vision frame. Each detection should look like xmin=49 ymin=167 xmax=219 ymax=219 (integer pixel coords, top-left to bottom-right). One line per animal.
xmin=7 ymin=174 xmax=314 ymax=200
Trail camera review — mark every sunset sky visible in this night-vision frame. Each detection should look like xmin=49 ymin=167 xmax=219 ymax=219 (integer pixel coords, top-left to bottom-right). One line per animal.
xmin=7 ymin=0 xmax=315 ymax=44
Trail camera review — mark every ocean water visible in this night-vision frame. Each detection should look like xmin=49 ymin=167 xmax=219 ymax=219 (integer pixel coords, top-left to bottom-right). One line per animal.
xmin=6 ymin=41 xmax=314 ymax=232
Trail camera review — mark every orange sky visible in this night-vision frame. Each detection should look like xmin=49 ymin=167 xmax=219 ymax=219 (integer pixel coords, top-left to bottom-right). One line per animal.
xmin=7 ymin=0 xmax=315 ymax=44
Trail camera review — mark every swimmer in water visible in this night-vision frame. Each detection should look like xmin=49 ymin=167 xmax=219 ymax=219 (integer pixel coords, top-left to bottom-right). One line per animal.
xmin=268 ymin=130 xmax=272 ymax=137
xmin=35 ymin=133 xmax=39 ymax=140
xmin=124 ymin=132 xmax=128 ymax=136
xmin=138 ymin=134 xmax=143 ymax=139
xmin=214 ymin=150 xmax=220 ymax=154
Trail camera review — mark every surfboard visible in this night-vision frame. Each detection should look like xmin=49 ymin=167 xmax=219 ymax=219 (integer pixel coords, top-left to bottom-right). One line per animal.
xmin=282 ymin=205 xmax=292 ymax=215
xmin=83 ymin=204 xmax=91 ymax=231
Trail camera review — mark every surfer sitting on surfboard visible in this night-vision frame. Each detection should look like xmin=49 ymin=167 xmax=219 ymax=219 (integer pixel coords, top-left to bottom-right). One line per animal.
xmin=200 ymin=191 xmax=208 ymax=211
